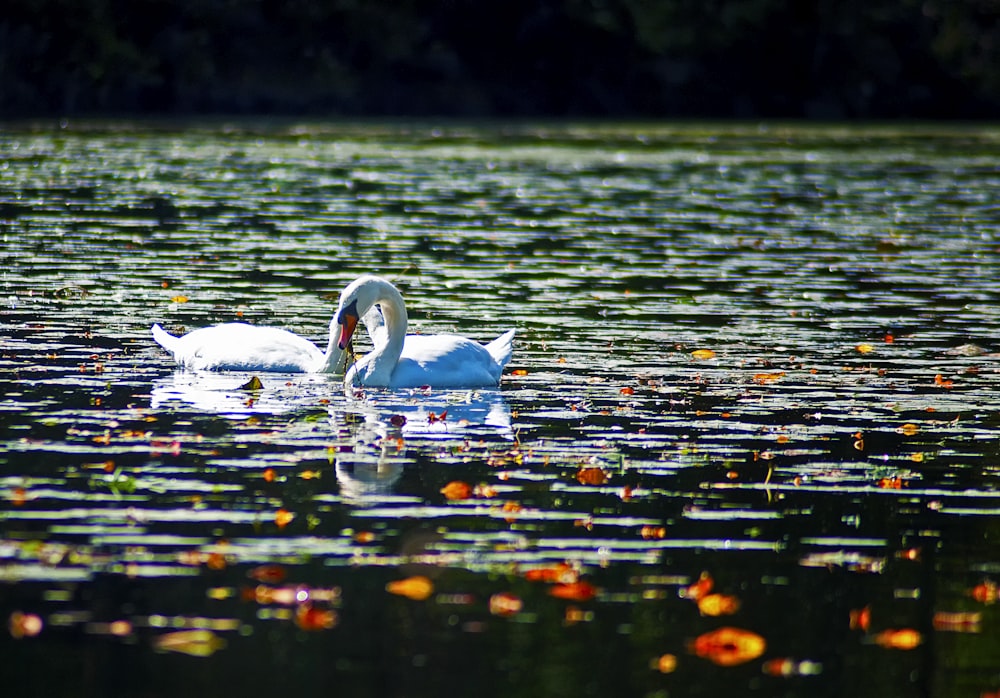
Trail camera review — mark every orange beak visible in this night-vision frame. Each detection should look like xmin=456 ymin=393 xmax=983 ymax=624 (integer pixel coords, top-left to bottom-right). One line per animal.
xmin=337 ymin=307 xmax=359 ymax=351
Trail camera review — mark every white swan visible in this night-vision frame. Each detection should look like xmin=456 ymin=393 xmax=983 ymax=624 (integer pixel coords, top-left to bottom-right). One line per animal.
xmin=152 ymin=307 xmax=384 ymax=373
xmin=335 ymin=275 xmax=515 ymax=389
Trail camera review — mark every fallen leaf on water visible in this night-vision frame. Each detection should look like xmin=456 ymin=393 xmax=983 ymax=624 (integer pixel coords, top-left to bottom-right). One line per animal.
xmin=899 ymin=423 xmax=920 ymax=436
xmin=691 ymin=626 xmax=766 ymax=666
xmin=170 ymin=295 xmax=189 ymax=304
xmin=549 ymin=580 xmax=597 ymax=601
xmin=682 ymin=571 xmax=714 ymax=601
xmin=873 ymin=628 xmax=922 ymax=650
xmin=295 ymin=603 xmax=337 ymax=631
xmin=651 ymin=654 xmax=678 ymax=674
xmin=489 ymin=592 xmax=523 ymax=617
xmin=932 ymin=611 xmax=981 ymax=632
xmin=239 ymin=376 xmax=264 ymax=391
xmin=389 ymin=414 xmax=407 ymax=427
xmin=386 ymin=576 xmax=434 ymax=601
xmin=248 ymin=565 xmax=286 ymax=584
xmin=154 ymin=629 xmax=225 ymax=657
xmin=934 ymin=374 xmax=954 ymax=388
xmin=441 ymin=481 xmax=472 ymax=500
xmin=849 ymin=606 xmax=871 ymax=632
xmin=640 ymin=526 xmax=666 ymax=539
xmin=753 ymin=372 xmax=785 ymax=385
xmin=576 ymin=467 xmax=608 ymax=485
xmin=855 ymin=343 xmax=874 ymax=354
xmin=9 ymin=611 xmax=43 ymax=639
xmin=697 ymin=593 xmax=741 ymax=616
xmin=620 ymin=386 xmax=635 ymax=395
xmin=691 ymin=349 xmax=716 ymax=360
xmin=524 ymin=563 xmax=578 ymax=584
xmin=274 ymin=509 xmax=294 ymax=528
xmin=972 ymin=580 xmax=999 ymax=604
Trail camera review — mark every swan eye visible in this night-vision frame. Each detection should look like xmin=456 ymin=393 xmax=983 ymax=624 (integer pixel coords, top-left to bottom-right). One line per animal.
xmin=337 ymin=299 xmax=358 ymax=325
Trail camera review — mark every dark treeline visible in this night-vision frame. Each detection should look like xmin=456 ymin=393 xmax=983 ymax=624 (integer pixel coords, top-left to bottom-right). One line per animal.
xmin=2 ymin=0 xmax=998 ymax=119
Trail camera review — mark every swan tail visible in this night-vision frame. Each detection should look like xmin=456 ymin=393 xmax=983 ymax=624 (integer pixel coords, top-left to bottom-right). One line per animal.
xmin=151 ymin=323 xmax=179 ymax=356
xmin=485 ymin=329 xmax=516 ymax=370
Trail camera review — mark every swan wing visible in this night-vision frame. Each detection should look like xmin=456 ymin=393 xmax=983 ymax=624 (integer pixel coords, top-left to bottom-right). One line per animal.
xmin=153 ymin=323 xmax=323 ymax=372
xmin=383 ymin=333 xmax=510 ymax=388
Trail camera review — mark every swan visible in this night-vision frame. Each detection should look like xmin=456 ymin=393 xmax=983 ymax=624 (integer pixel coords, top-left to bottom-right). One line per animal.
xmin=152 ymin=306 xmax=384 ymax=373
xmin=335 ymin=275 xmax=515 ymax=389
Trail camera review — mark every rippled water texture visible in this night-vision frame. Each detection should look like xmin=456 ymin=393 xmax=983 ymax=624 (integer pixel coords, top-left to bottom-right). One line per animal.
xmin=2 ymin=122 xmax=1000 ymax=697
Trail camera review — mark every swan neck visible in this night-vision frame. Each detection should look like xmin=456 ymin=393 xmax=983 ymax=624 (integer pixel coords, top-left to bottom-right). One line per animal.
xmin=315 ymin=321 xmax=346 ymax=373
xmin=359 ymin=281 xmax=408 ymax=384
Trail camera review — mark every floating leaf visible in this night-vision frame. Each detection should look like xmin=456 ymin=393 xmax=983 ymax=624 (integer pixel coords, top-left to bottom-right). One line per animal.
xmin=525 ymin=563 xmax=578 ymax=584
xmin=899 ymin=423 xmax=920 ymax=436
xmin=9 ymin=611 xmax=43 ymax=639
xmin=154 ymin=629 xmax=225 ymax=657
xmin=239 ymin=376 xmax=264 ymax=391
xmin=170 ymin=295 xmax=189 ymax=304
xmin=295 ymin=603 xmax=337 ymax=631
xmin=971 ymin=581 xmax=999 ymax=603
xmin=849 ymin=606 xmax=871 ymax=632
xmin=549 ymin=581 xmax=597 ymax=601
xmin=488 ymin=592 xmax=523 ymax=617
xmin=248 ymin=565 xmax=286 ymax=584
xmin=691 ymin=349 xmax=716 ymax=360
xmin=652 ymin=654 xmax=678 ymax=674
xmin=682 ymin=571 xmax=714 ymax=601
xmin=389 ymin=414 xmax=407 ymax=427
xmin=697 ymin=593 xmax=741 ymax=616
xmin=752 ymin=372 xmax=785 ymax=384
xmin=932 ymin=611 xmax=981 ymax=632
xmin=873 ymin=628 xmax=922 ymax=650
xmin=691 ymin=626 xmax=766 ymax=666
xmin=386 ymin=576 xmax=434 ymax=601
xmin=274 ymin=509 xmax=294 ymax=528
xmin=441 ymin=481 xmax=472 ymax=500
xmin=855 ymin=343 xmax=874 ymax=354
xmin=576 ymin=467 xmax=608 ymax=485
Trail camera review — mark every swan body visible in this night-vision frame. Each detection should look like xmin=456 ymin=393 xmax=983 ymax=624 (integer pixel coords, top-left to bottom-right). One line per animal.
xmin=335 ymin=275 xmax=515 ymax=389
xmin=152 ymin=307 xmax=384 ymax=373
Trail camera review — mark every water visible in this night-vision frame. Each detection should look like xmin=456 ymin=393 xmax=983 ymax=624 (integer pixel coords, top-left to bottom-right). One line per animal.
xmin=2 ymin=121 xmax=1000 ymax=697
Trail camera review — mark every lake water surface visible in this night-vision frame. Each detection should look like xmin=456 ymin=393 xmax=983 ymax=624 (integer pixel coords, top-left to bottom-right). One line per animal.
xmin=2 ymin=121 xmax=1000 ymax=697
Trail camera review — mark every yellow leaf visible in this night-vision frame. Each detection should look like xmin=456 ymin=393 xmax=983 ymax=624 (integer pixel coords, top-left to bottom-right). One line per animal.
xmin=170 ymin=295 xmax=189 ymax=304
xmin=386 ymin=576 xmax=434 ymax=601
xmin=856 ymin=343 xmax=874 ymax=354
xmin=691 ymin=349 xmax=716 ymax=360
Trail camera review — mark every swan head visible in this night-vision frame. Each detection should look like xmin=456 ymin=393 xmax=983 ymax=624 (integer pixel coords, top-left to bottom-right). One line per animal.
xmin=335 ymin=275 xmax=392 ymax=350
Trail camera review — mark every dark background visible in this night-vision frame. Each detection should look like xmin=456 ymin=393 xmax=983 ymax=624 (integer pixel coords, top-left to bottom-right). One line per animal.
xmin=2 ymin=0 xmax=999 ymax=119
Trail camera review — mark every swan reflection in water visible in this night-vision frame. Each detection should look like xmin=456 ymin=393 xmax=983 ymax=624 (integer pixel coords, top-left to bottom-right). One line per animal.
xmin=149 ymin=372 xmax=513 ymax=500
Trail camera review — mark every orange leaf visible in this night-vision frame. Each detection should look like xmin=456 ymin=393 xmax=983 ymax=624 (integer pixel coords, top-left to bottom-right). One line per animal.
xmin=855 ymin=343 xmax=874 ymax=354
xmin=653 ymin=654 xmax=678 ymax=674
xmin=524 ymin=563 xmax=578 ymax=584
xmin=576 ymin=467 xmax=608 ymax=485
xmin=753 ymin=372 xmax=785 ymax=384
xmin=899 ymin=423 xmax=920 ymax=436
xmin=488 ymin=592 xmax=523 ymax=617
xmin=691 ymin=626 xmax=766 ymax=666
xmin=386 ymin=576 xmax=434 ymax=601
xmin=849 ymin=606 xmax=871 ymax=632
xmin=295 ymin=603 xmax=337 ymax=631
xmin=971 ymin=581 xmax=999 ymax=604
xmin=549 ymin=581 xmax=597 ymax=601
xmin=441 ymin=481 xmax=472 ymax=500
xmin=873 ymin=628 xmax=922 ymax=650
xmin=691 ymin=349 xmax=716 ymax=360
xmin=683 ymin=571 xmax=714 ymax=601
xmin=274 ymin=509 xmax=294 ymax=528
xmin=248 ymin=565 xmax=286 ymax=584
xmin=697 ymin=593 xmax=741 ymax=616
